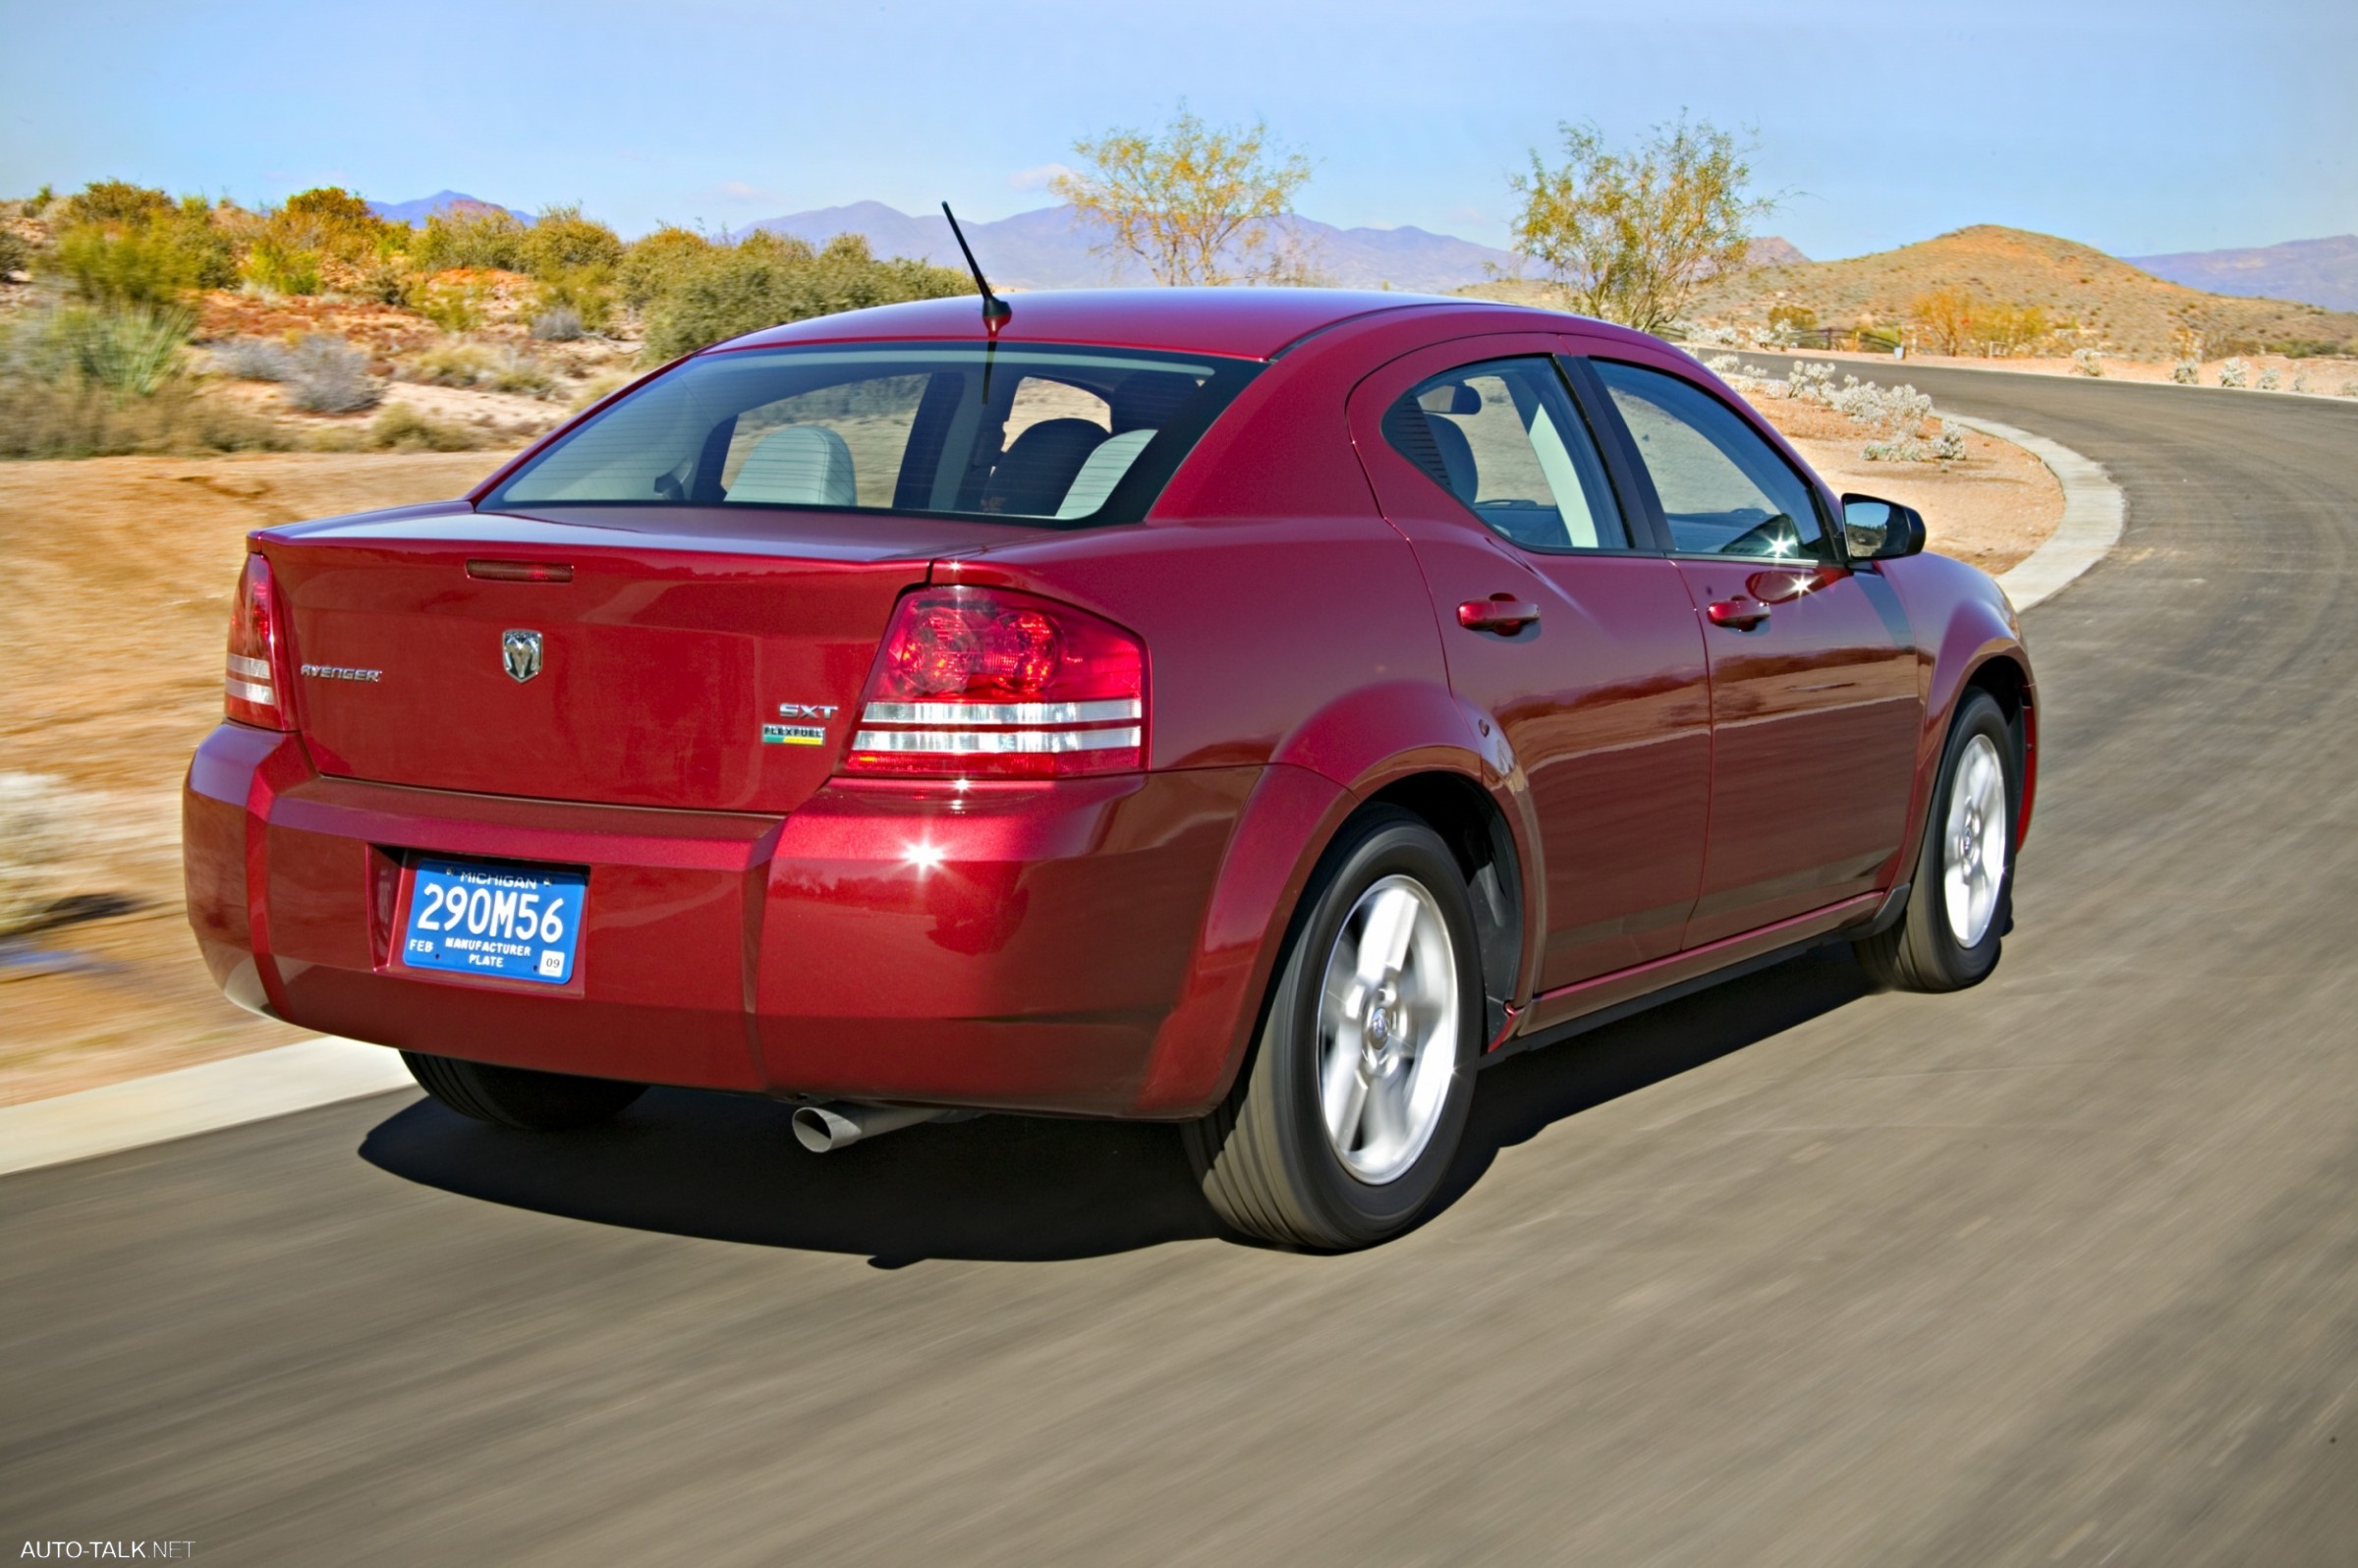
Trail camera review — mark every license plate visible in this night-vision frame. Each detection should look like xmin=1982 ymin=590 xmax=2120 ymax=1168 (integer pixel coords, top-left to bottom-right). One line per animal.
xmin=401 ymin=858 xmax=586 ymax=984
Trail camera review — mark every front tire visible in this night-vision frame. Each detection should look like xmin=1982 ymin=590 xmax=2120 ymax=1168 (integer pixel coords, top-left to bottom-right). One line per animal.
xmin=1185 ymin=808 xmax=1482 ymax=1251
xmin=1853 ymin=690 xmax=2019 ymax=992
xmin=402 ymin=1051 xmax=646 ymax=1130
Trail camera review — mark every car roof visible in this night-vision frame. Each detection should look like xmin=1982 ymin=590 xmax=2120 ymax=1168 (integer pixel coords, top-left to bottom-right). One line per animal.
xmin=718 ymin=287 xmax=1576 ymax=363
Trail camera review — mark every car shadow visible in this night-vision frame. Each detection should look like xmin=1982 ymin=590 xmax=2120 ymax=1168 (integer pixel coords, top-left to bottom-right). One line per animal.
xmin=360 ymin=946 xmax=1872 ymax=1265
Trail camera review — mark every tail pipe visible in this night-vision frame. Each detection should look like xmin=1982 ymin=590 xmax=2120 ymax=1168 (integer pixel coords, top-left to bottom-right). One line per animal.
xmin=791 ymin=1101 xmax=950 ymax=1153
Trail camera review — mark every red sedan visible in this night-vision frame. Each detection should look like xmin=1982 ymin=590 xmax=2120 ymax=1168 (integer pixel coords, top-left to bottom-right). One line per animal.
xmin=185 ymin=288 xmax=2034 ymax=1250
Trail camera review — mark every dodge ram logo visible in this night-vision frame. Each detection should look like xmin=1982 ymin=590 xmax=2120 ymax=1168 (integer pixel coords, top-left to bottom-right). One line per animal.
xmin=501 ymin=629 xmax=543 ymax=684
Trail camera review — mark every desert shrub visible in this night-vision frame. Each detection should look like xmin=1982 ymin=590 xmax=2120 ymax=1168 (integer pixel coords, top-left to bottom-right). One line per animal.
xmin=1685 ymin=322 xmax=1740 ymax=349
xmin=411 ymin=208 xmax=526 ymax=273
xmin=272 ymin=187 xmax=386 ymax=261
xmin=2292 ymin=370 xmax=2313 ymax=394
xmin=616 ymin=226 xmax=712 ymax=308
xmin=531 ymin=307 xmax=585 ymax=341
xmin=1704 ymin=353 xmax=1742 ymax=375
xmin=2257 ymin=365 xmax=2281 ymax=391
xmin=210 ymin=338 xmax=294 ymax=381
xmin=532 ymin=265 xmax=612 ymax=332
xmin=0 ymin=226 xmax=28 ymax=277
xmin=414 ymin=275 xmax=488 ymax=333
xmin=0 ymin=772 xmax=67 ymax=936
xmin=2170 ymin=360 xmax=2200 ymax=384
xmin=638 ymin=232 xmax=967 ymax=364
xmin=403 ymin=341 xmax=553 ymax=397
xmin=27 ymin=184 xmax=56 ymax=216
xmin=364 ymin=403 xmax=486 ymax=452
xmin=0 ymin=371 xmax=283 ymax=458
xmin=58 ymin=180 xmax=172 ymax=228
xmin=2070 ymin=348 xmax=2104 ymax=377
xmin=520 ymin=205 xmax=623 ymax=277
xmin=280 ymin=334 xmax=379 ymax=413
xmin=1784 ymin=360 xmax=1836 ymax=402
xmin=6 ymin=300 xmax=196 ymax=399
xmin=405 ymin=341 xmax=496 ymax=386
xmin=1934 ymin=425 xmax=1967 ymax=462
xmin=2340 ymin=381 xmax=2358 ymax=398
xmin=53 ymin=196 xmax=236 ymax=306
xmin=2218 ymin=358 xmax=2248 ymax=389
xmin=242 ymin=237 xmax=323 ymax=295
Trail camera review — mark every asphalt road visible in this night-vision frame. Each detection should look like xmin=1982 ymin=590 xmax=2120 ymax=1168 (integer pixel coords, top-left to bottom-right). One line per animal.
xmin=7 ymin=367 xmax=2357 ymax=1566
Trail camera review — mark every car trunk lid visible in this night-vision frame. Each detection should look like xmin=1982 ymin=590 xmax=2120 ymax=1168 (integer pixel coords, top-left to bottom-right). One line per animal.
xmin=257 ymin=505 xmax=1017 ymax=812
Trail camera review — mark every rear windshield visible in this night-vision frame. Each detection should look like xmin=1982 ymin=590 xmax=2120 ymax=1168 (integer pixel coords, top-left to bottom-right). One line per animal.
xmin=481 ymin=341 xmax=1260 ymax=527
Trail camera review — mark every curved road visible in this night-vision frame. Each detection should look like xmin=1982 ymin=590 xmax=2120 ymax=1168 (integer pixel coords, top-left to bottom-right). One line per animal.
xmin=7 ymin=369 xmax=2356 ymax=1565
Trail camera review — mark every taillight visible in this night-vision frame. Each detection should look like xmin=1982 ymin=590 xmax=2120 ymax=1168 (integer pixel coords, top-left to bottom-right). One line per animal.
xmin=223 ymin=554 xmax=292 ymax=730
xmin=843 ymin=586 xmax=1147 ymax=778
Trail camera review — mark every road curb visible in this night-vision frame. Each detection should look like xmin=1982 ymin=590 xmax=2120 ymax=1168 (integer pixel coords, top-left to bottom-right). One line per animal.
xmin=1942 ymin=415 xmax=2125 ymax=612
xmin=0 ymin=1038 xmax=413 ymax=1177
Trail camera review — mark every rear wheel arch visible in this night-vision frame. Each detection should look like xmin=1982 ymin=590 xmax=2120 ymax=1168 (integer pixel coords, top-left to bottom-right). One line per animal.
xmin=1364 ymin=771 xmax=1528 ymax=1046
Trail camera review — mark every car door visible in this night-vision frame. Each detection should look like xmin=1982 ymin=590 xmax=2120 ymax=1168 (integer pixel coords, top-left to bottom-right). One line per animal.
xmin=1349 ymin=340 xmax=1712 ymax=989
xmin=1583 ymin=356 xmax=1922 ymax=947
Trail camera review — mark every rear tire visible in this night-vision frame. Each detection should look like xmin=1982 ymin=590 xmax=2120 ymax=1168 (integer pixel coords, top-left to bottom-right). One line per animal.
xmin=1184 ymin=807 xmax=1482 ymax=1251
xmin=1853 ymin=690 xmax=2019 ymax=992
xmin=402 ymin=1051 xmax=646 ymax=1131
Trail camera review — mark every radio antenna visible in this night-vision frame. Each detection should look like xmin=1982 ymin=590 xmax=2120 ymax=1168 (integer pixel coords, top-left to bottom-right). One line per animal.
xmin=941 ymin=202 xmax=1012 ymax=335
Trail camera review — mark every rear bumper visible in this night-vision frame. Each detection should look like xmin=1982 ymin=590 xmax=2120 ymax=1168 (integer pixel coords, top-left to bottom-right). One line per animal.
xmin=185 ymin=723 xmax=1309 ymax=1116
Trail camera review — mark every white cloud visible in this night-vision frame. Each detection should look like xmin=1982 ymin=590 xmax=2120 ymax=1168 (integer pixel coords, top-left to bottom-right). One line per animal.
xmin=1007 ymin=162 xmax=1077 ymax=192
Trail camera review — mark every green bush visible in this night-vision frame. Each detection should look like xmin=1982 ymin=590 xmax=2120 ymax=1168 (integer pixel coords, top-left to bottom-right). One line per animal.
xmin=616 ymin=226 xmax=711 ymax=308
xmin=243 ymin=237 xmax=323 ymax=295
xmin=59 ymin=180 xmax=172 ymax=228
xmin=52 ymin=196 xmax=235 ymax=306
xmin=639 ymin=232 xmax=966 ymax=363
xmin=411 ymin=207 xmax=527 ymax=273
xmin=520 ymin=205 xmax=623 ymax=277
xmin=532 ymin=264 xmax=613 ymax=332
xmin=413 ymin=275 xmax=488 ymax=333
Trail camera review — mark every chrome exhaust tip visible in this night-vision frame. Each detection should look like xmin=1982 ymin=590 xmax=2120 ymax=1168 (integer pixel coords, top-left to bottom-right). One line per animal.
xmin=791 ymin=1102 xmax=947 ymax=1153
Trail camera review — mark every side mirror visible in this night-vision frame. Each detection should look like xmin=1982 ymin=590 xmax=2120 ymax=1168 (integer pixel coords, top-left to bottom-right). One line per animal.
xmin=1841 ymin=494 xmax=1927 ymax=561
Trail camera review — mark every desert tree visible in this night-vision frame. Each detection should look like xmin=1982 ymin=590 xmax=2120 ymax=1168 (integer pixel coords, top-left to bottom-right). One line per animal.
xmin=1509 ymin=115 xmax=1773 ymax=333
xmin=1052 ymin=107 xmax=1316 ymax=285
xmin=1910 ymin=287 xmax=1977 ymax=355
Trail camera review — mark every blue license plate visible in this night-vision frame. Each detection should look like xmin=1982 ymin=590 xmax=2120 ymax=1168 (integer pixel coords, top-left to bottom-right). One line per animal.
xmin=401 ymin=858 xmax=587 ymax=984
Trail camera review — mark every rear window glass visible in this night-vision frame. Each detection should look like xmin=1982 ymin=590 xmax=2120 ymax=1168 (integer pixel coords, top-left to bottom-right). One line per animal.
xmin=483 ymin=342 xmax=1259 ymax=528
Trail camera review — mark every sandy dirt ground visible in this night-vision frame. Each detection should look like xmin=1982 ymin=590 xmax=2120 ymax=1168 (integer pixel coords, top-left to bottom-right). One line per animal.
xmin=0 ymin=452 xmax=514 ymax=1103
xmin=1738 ymin=392 xmax=2063 ymax=578
xmin=0 ymin=419 xmax=2059 ymax=1103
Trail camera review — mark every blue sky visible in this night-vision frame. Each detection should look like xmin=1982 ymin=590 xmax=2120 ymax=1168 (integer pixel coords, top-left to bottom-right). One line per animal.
xmin=7 ymin=0 xmax=2351 ymax=259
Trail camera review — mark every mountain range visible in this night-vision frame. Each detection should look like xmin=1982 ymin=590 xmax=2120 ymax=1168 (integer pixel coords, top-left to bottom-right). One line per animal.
xmin=365 ymin=191 xmax=535 ymax=226
xmin=2127 ymin=236 xmax=2358 ymax=313
xmin=736 ymin=201 xmax=1531 ymax=293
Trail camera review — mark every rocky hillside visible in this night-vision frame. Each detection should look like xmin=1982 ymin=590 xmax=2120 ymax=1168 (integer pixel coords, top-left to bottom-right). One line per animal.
xmin=1691 ymin=225 xmax=2358 ymax=358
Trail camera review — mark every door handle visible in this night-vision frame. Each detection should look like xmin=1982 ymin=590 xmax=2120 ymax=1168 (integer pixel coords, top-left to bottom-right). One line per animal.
xmin=1458 ymin=595 xmax=1541 ymax=633
xmin=1707 ymin=595 xmax=1770 ymax=631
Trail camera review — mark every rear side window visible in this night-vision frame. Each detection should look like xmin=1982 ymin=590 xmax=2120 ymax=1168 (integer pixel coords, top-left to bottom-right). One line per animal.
xmin=485 ymin=343 xmax=1258 ymax=528
xmin=1380 ymin=358 xmax=1628 ymax=551
xmin=1591 ymin=360 xmax=1831 ymax=561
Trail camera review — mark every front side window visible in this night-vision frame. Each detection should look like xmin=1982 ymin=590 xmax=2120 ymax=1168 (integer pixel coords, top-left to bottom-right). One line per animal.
xmin=1380 ymin=358 xmax=1629 ymax=552
xmin=1592 ymin=360 xmax=1831 ymax=561
xmin=485 ymin=344 xmax=1258 ymax=528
